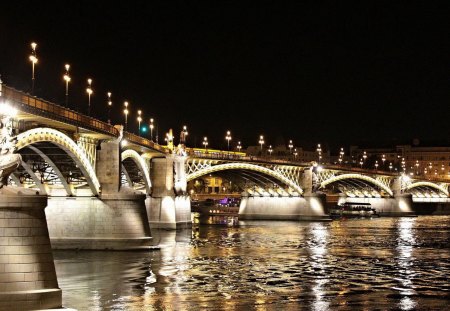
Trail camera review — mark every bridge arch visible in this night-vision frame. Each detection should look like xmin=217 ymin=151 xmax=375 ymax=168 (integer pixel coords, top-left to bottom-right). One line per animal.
xmin=186 ymin=162 xmax=303 ymax=195
xmin=16 ymin=128 xmax=100 ymax=195
xmin=121 ymin=149 xmax=151 ymax=193
xmin=405 ymin=182 xmax=449 ymax=196
xmin=320 ymin=173 xmax=393 ymax=196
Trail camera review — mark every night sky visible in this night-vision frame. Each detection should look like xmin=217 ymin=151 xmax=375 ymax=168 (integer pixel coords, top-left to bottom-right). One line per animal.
xmin=1 ymin=2 xmax=449 ymax=151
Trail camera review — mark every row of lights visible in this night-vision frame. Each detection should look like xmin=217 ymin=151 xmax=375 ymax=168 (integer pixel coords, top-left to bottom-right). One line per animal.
xmin=28 ymin=42 xmax=159 ymax=140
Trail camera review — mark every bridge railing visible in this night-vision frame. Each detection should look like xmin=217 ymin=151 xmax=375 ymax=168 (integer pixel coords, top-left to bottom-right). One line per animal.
xmin=123 ymin=132 xmax=167 ymax=153
xmin=2 ymin=85 xmax=168 ymax=152
xmin=2 ymin=85 xmax=119 ymax=137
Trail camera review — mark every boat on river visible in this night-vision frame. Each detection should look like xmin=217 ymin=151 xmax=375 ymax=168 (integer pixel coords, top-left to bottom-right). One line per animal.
xmin=329 ymin=202 xmax=379 ymax=219
xmin=191 ymin=197 xmax=240 ymax=216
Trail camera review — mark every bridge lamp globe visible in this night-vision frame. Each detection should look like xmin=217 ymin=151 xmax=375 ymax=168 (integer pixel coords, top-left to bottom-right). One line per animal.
xmin=293 ymin=148 xmax=298 ymax=160
xmin=63 ymin=64 xmax=71 ymax=107
xmin=288 ymin=140 xmax=293 ymax=154
xmin=268 ymin=145 xmax=273 ymax=156
xmin=149 ymin=118 xmax=154 ymax=141
xmin=203 ymin=136 xmax=208 ymax=151
xmin=375 ymin=160 xmax=379 ymax=170
xmin=237 ymin=141 xmax=242 ymax=152
xmin=29 ymin=42 xmax=38 ymax=95
xmin=258 ymin=135 xmax=264 ymax=151
xmin=359 ymin=159 xmax=363 ymax=168
xmin=225 ymin=130 xmax=232 ymax=151
xmin=86 ymin=78 xmax=93 ymax=116
xmin=107 ymin=92 xmax=112 ymax=124
xmin=123 ymin=101 xmax=129 ymax=131
xmin=137 ymin=110 xmax=142 ymax=134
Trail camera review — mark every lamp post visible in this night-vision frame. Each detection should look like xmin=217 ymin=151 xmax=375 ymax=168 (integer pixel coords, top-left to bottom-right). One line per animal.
xmin=258 ymin=135 xmax=264 ymax=155
xmin=63 ymin=64 xmax=71 ymax=108
xmin=339 ymin=147 xmax=344 ymax=165
xmin=137 ymin=110 xmax=142 ymax=135
xmin=203 ymin=136 xmax=208 ymax=151
xmin=86 ymin=78 xmax=93 ymax=116
xmin=181 ymin=125 xmax=188 ymax=144
xmin=29 ymin=42 xmax=38 ymax=95
xmin=316 ymin=144 xmax=322 ymax=163
xmin=375 ymin=160 xmax=379 ymax=170
xmin=123 ymin=101 xmax=129 ymax=131
xmin=389 ymin=162 xmax=393 ymax=172
xmin=107 ymin=92 xmax=112 ymax=124
xmin=288 ymin=140 xmax=293 ymax=154
xmin=149 ymin=118 xmax=154 ymax=141
xmin=293 ymin=148 xmax=298 ymax=160
xmin=362 ymin=151 xmax=367 ymax=167
xmin=225 ymin=131 xmax=231 ymax=151
xmin=382 ymin=154 xmax=386 ymax=170
xmin=359 ymin=159 xmax=363 ymax=169
xmin=237 ymin=141 xmax=242 ymax=152
xmin=268 ymin=145 xmax=273 ymax=156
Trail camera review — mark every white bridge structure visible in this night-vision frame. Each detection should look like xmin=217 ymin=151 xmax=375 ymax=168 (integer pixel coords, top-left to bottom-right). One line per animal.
xmin=0 ymin=84 xmax=449 ymax=309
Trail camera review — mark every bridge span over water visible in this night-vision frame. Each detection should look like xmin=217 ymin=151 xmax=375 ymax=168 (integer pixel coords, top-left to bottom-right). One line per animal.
xmin=0 ymin=84 xmax=449 ymax=309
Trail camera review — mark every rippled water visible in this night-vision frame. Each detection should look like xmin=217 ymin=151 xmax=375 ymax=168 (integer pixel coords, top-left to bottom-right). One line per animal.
xmin=54 ymin=216 xmax=450 ymax=310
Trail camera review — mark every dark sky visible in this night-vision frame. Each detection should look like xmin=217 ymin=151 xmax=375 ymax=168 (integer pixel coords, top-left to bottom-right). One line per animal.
xmin=1 ymin=1 xmax=449 ymax=151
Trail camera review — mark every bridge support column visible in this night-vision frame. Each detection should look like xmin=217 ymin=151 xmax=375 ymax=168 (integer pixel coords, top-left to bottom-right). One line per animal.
xmin=45 ymin=194 xmax=152 ymax=250
xmin=239 ymin=193 xmax=329 ymax=221
xmin=147 ymin=156 xmax=191 ymax=229
xmin=344 ymin=194 xmax=415 ymax=216
xmin=0 ymin=188 xmax=62 ymax=310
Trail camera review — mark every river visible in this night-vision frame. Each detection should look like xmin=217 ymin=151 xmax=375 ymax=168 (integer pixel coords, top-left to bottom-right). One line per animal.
xmin=54 ymin=216 xmax=450 ymax=310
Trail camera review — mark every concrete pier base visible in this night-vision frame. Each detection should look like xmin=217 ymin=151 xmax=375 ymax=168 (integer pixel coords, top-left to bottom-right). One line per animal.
xmin=239 ymin=193 xmax=330 ymax=221
xmin=0 ymin=187 xmax=62 ymax=310
xmin=45 ymin=193 xmax=152 ymax=250
xmin=344 ymin=193 xmax=416 ymax=216
xmin=147 ymin=195 xmax=192 ymax=229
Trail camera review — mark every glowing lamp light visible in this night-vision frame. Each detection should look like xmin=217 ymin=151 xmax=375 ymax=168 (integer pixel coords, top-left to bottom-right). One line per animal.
xmin=0 ymin=102 xmax=18 ymax=117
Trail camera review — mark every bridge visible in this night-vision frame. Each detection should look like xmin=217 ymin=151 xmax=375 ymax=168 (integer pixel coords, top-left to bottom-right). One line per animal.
xmin=0 ymin=83 xmax=449 ymax=309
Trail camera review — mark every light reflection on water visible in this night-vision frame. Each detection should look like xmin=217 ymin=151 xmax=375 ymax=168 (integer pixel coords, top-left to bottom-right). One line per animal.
xmin=53 ymin=216 xmax=450 ymax=310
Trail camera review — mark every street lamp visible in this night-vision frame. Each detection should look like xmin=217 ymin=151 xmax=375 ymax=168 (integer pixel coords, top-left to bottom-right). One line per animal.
xmin=316 ymin=144 xmax=322 ymax=163
xmin=359 ymin=159 xmax=363 ymax=168
xmin=149 ymin=118 xmax=154 ymax=141
xmin=203 ymin=136 xmax=208 ymax=151
xmin=86 ymin=78 xmax=93 ymax=116
xmin=237 ymin=141 xmax=242 ymax=152
xmin=339 ymin=147 xmax=344 ymax=165
xmin=137 ymin=110 xmax=142 ymax=135
xmin=123 ymin=101 xmax=129 ymax=131
xmin=389 ymin=162 xmax=393 ymax=172
xmin=225 ymin=130 xmax=231 ymax=151
xmin=107 ymin=92 xmax=112 ymax=124
xmin=63 ymin=64 xmax=71 ymax=108
xmin=268 ymin=145 xmax=273 ymax=156
xmin=375 ymin=160 xmax=379 ymax=170
xmin=293 ymin=148 xmax=298 ymax=160
xmin=288 ymin=140 xmax=293 ymax=154
xmin=362 ymin=151 xmax=367 ymax=167
xmin=181 ymin=125 xmax=188 ymax=144
xmin=258 ymin=135 xmax=264 ymax=152
xmin=382 ymin=154 xmax=386 ymax=169
xmin=29 ymin=42 xmax=38 ymax=95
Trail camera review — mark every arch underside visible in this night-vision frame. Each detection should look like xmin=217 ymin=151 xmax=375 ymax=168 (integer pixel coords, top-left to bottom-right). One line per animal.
xmin=15 ymin=128 xmax=100 ymax=195
xmin=406 ymin=182 xmax=448 ymax=198
xmin=188 ymin=168 xmax=302 ymax=196
xmin=121 ymin=159 xmax=147 ymax=193
xmin=320 ymin=175 xmax=393 ymax=197
xmin=13 ymin=142 xmax=93 ymax=196
xmin=121 ymin=149 xmax=151 ymax=193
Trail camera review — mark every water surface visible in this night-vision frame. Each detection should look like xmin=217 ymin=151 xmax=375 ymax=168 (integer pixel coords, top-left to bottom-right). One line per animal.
xmin=54 ymin=216 xmax=450 ymax=310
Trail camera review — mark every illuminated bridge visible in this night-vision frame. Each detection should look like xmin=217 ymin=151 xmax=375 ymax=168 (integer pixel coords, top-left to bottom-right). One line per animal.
xmin=1 ymin=83 xmax=449 ymax=309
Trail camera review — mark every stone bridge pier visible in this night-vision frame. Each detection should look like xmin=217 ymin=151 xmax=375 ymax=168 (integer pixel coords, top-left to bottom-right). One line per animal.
xmin=44 ymin=138 xmax=152 ymax=250
xmin=147 ymin=154 xmax=192 ymax=229
xmin=239 ymin=168 xmax=329 ymax=221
